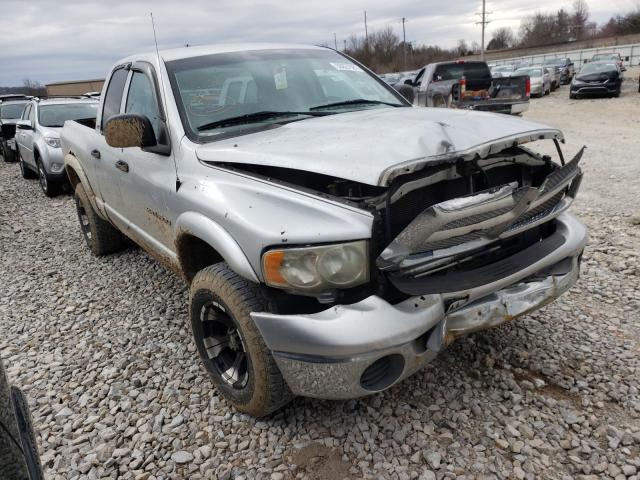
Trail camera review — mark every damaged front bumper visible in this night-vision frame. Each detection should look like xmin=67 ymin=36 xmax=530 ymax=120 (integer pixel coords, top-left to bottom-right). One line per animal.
xmin=251 ymin=212 xmax=587 ymax=399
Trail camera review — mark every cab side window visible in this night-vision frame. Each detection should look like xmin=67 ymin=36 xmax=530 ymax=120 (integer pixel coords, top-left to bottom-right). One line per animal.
xmin=125 ymin=71 xmax=162 ymax=141
xmin=101 ymin=67 xmax=129 ymax=131
xmin=28 ymin=105 xmax=36 ymax=124
xmin=22 ymin=105 xmax=31 ymax=120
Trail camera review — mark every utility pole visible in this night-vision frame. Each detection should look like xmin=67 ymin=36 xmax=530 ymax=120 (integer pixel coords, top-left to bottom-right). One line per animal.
xmin=364 ymin=10 xmax=368 ymax=45
xmin=402 ymin=17 xmax=407 ymax=69
xmin=334 ymin=33 xmax=338 ymax=50
xmin=475 ymin=0 xmax=492 ymax=60
xmin=343 ymin=39 xmax=347 ymax=51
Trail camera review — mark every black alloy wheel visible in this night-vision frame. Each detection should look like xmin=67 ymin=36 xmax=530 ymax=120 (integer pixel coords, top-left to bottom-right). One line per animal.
xmin=199 ymin=300 xmax=249 ymax=390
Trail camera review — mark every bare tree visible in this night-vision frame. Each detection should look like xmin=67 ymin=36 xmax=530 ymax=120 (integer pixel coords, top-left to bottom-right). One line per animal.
xmin=344 ymin=25 xmax=461 ymax=73
xmin=571 ymin=0 xmax=590 ymax=39
xmin=22 ymin=78 xmax=46 ymax=96
xmin=456 ymin=39 xmax=469 ymax=57
xmin=487 ymin=27 xmax=514 ymax=50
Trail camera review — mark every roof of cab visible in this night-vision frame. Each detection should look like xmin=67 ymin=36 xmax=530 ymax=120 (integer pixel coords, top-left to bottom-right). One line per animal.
xmin=116 ymin=43 xmax=327 ymax=65
xmin=36 ymin=98 xmax=99 ymax=106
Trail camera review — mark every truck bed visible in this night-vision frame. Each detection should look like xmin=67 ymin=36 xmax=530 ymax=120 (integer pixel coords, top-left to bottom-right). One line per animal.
xmin=61 ymin=118 xmax=98 ymax=159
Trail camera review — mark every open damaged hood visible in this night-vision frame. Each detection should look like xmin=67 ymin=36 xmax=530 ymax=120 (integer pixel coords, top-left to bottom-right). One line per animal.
xmin=196 ymin=107 xmax=563 ymax=186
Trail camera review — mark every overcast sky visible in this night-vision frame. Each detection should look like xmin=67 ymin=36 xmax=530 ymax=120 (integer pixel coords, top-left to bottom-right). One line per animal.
xmin=0 ymin=0 xmax=636 ymax=86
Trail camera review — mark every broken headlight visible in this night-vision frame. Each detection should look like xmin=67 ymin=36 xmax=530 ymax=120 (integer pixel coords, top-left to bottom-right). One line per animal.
xmin=262 ymin=240 xmax=369 ymax=292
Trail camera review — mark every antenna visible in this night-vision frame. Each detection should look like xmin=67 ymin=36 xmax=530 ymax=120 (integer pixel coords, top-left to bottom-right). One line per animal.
xmin=150 ymin=12 xmax=181 ymax=190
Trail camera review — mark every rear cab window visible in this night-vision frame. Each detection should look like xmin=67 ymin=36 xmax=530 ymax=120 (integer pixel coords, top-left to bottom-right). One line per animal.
xmin=433 ymin=62 xmax=491 ymax=82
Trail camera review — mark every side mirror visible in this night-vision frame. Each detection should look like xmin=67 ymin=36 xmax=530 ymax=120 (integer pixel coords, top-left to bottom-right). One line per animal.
xmin=16 ymin=120 xmax=33 ymax=130
xmin=403 ymin=79 xmax=414 ymax=86
xmin=104 ymin=114 xmax=157 ymax=149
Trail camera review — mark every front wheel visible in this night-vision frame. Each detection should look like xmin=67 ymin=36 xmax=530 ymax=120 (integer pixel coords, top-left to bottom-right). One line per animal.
xmin=36 ymin=159 xmax=61 ymax=197
xmin=189 ymin=263 xmax=293 ymax=417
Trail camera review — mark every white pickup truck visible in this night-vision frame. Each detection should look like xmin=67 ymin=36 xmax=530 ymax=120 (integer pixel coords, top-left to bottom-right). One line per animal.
xmin=62 ymin=43 xmax=587 ymax=416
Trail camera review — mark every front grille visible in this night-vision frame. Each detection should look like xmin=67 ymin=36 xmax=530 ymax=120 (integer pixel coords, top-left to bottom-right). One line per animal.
xmin=377 ymin=149 xmax=584 ymax=289
xmin=441 ymin=205 xmax=513 ymax=230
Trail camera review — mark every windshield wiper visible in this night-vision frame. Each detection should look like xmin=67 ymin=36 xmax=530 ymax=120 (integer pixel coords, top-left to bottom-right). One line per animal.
xmin=309 ymin=99 xmax=403 ymax=110
xmin=197 ymin=110 xmax=331 ymax=131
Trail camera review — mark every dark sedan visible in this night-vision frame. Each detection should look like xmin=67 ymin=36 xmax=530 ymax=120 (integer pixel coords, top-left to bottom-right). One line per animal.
xmin=570 ymin=62 xmax=622 ymax=99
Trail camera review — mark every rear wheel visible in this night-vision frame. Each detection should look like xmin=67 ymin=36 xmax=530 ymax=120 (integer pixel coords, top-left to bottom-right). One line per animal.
xmin=74 ymin=183 xmax=126 ymax=256
xmin=18 ymin=151 xmax=37 ymax=179
xmin=189 ymin=263 xmax=293 ymax=417
xmin=2 ymin=141 xmax=16 ymax=162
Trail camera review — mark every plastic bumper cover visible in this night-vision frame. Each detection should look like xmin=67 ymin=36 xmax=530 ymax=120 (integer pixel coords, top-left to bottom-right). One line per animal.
xmin=251 ymin=212 xmax=587 ymax=399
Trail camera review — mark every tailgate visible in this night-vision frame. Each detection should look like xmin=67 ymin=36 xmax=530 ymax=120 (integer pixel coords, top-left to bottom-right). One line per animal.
xmin=490 ymin=75 xmax=528 ymax=101
xmin=452 ymin=75 xmax=529 ymax=114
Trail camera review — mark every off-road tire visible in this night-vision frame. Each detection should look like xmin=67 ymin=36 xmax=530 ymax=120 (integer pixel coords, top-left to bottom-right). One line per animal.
xmin=189 ymin=263 xmax=293 ymax=417
xmin=18 ymin=151 xmax=37 ymax=179
xmin=74 ymin=183 xmax=125 ymax=256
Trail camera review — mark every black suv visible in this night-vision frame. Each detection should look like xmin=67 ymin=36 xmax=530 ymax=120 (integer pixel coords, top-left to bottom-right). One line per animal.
xmin=0 ymin=97 xmax=30 ymax=162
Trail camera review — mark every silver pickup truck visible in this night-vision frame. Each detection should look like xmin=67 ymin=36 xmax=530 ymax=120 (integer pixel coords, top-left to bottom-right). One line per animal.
xmin=62 ymin=43 xmax=587 ymax=416
xmin=402 ymin=60 xmax=530 ymax=115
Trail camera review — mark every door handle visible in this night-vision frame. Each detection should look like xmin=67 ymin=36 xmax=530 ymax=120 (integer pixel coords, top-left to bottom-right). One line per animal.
xmin=115 ymin=160 xmax=129 ymax=173
xmin=90 ymin=149 xmax=101 ymax=159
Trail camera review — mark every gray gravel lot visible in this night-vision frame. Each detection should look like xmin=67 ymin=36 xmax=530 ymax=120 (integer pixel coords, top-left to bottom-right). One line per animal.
xmin=1 ymin=72 xmax=639 ymax=480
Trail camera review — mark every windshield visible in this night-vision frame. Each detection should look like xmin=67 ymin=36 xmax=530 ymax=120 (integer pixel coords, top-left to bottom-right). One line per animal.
xmin=166 ymin=48 xmax=404 ymax=141
xmin=0 ymin=102 xmax=28 ymax=119
xmin=580 ymin=63 xmax=617 ymax=74
xmin=514 ymin=67 xmax=543 ymax=78
xmin=38 ymin=103 xmax=98 ymax=127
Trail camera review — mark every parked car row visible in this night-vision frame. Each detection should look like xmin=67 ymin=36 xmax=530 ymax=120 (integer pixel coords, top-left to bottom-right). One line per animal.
xmin=1 ymin=96 xmax=99 ymax=196
xmin=488 ymin=53 xmax=628 ymax=100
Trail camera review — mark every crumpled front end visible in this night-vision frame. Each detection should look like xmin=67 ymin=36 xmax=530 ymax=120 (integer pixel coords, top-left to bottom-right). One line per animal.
xmin=251 ymin=140 xmax=587 ymax=399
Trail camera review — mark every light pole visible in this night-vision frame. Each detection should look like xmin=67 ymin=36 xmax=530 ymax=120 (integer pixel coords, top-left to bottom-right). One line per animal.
xmin=402 ymin=17 xmax=407 ymax=69
xmin=476 ymin=0 xmax=491 ymax=60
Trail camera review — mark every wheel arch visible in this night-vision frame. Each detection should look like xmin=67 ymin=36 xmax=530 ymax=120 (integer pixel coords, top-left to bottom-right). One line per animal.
xmin=64 ymin=153 xmax=106 ymax=218
xmin=175 ymin=211 xmax=259 ymax=284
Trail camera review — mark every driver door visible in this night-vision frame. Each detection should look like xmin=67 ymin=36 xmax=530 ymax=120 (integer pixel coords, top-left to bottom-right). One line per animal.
xmin=111 ymin=62 xmax=176 ymax=253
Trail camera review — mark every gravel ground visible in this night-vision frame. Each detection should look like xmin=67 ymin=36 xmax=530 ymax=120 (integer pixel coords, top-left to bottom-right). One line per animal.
xmin=1 ymin=72 xmax=639 ymax=480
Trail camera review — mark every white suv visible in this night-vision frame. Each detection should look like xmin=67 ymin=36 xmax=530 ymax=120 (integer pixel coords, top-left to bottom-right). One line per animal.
xmin=16 ymin=98 xmax=98 ymax=196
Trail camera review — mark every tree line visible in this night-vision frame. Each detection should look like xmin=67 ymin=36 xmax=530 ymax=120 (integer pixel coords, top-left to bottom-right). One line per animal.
xmin=0 ymin=79 xmax=46 ymax=96
xmin=488 ymin=0 xmax=640 ymax=50
xmin=344 ymin=0 xmax=640 ymax=73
